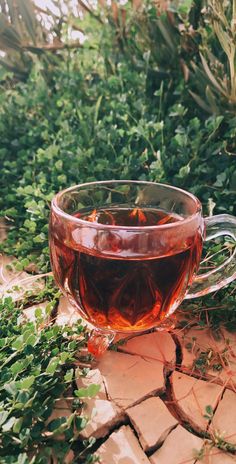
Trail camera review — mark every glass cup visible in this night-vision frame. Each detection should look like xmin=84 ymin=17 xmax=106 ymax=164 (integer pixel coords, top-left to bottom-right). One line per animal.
xmin=49 ymin=180 xmax=236 ymax=355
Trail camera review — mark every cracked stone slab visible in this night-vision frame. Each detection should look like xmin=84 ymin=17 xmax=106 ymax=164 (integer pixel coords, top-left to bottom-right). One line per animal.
xmin=177 ymin=326 xmax=236 ymax=390
xmin=119 ymin=331 xmax=176 ymax=366
xmin=171 ymin=371 xmax=223 ymax=433
xmin=149 ymin=425 xmax=204 ymax=464
xmin=211 ymin=389 xmax=236 ymax=445
xmin=177 ymin=326 xmax=225 ymax=370
xmin=56 ymin=296 xmax=80 ymax=326
xmin=76 ymin=368 xmax=107 ymax=400
xmin=127 ymin=396 xmax=178 ymax=452
xmin=96 ymin=425 xmax=150 ymax=464
xmin=0 ymin=255 xmax=44 ymax=300
xmin=97 ymin=350 xmax=165 ymax=409
xmin=80 ymin=398 xmax=124 ymax=438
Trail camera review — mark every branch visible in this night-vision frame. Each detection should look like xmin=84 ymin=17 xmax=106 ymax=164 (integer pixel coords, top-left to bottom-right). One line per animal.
xmin=34 ymin=5 xmax=61 ymax=20
xmin=24 ymin=40 xmax=84 ymax=52
xmin=77 ymin=0 xmax=103 ymax=24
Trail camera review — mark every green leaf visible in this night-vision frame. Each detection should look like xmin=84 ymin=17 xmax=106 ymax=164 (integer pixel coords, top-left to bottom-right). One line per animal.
xmin=35 ymin=307 xmax=42 ymax=319
xmin=18 ymin=375 xmax=35 ymax=390
xmin=189 ymin=90 xmax=212 ymax=114
xmin=15 ymin=453 xmax=29 ymax=464
xmin=157 ymin=19 xmax=175 ymax=52
xmin=214 ymin=172 xmax=227 ymax=187
xmin=178 ymin=163 xmax=190 ymax=178
xmin=205 ymin=405 xmax=213 ymax=415
xmin=47 ymin=416 xmax=67 ymax=433
xmin=25 ymin=334 xmax=38 ymax=347
xmin=23 ymin=185 xmax=34 ymax=195
xmin=205 ymin=85 xmax=218 ymax=114
xmin=64 ymin=368 xmax=74 ymax=382
xmin=12 ymin=336 xmax=24 ymax=350
xmin=213 ymin=21 xmax=231 ymax=59
xmin=2 ymin=416 xmax=16 ymax=432
xmin=200 ymin=53 xmax=225 ymax=95
xmin=46 ymin=357 xmax=59 ymax=374
xmin=75 ymin=384 xmax=100 ymax=398
xmin=75 ymin=415 xmax=88 ymax=430
xmin=4 ymin=206 xmax=18 ymax=217
xmin=13 ymin=416 xmax=24 ymax=433
xmin=60 ymin=352 xmax=70 ymax=363
xmin=10 ymin=360 xmax=24 ymax=375
xmin=94 ymin=95 xmax=103 ymax=125
xmin=4 ymin=381 xmax=18 ymax=396
xmin=0 ymin=411 xmax=9 ymax=426
xmin=178 ymin=0 xmax=192 ymax=14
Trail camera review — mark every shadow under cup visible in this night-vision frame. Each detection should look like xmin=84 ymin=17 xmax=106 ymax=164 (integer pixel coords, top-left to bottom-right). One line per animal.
xmin=49 ymin=181 xmax=204 ymax=333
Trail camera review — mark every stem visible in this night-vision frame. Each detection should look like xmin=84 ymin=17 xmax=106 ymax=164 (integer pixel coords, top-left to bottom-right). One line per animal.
xmin=229 ymin=50 xmax=236 ymax=99
xmin=233 ymin=0 xmax=236 ymax=29
xmin=231 ymin=0 xmax=236 ymax=98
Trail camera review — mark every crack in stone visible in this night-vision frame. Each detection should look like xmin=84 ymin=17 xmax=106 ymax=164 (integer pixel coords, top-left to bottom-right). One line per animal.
xmin=112 ymin=386 xmax=166 ymax=410
xmin=162 ymin=371 xmax=236 ymax=457
xmin=102 ymin=377 xmax=109 ymax=401
xmin=123 ymin=414 xmax=151 ymax=457
xmin=19 ymin=295 xmax=50 ymax=310
xmin=206 ymin=385 xmax=225 ymax=434
xmin=159 ymin=373 xmax=189 ymax=426
xmin=83 ymin=327 xmax=236 ymax=460
xmin=175 ymin=364 xmax=236 ymax=392
xmin=170 ymin=332 xmax=183 ymax=367
xmin=156 ymin=334 xmax=216 ymax=449
xmin=113 ymin=408 xmax=177 ymax=460
xmin=82 ymin=414 xmax=129 ymax=455
xmin=50 ymin=298 xmax=60 ymax=322
xmin=145 ymin=423 xmax=179 ymax=458
xmin=117 ymin=346 xmax=176 ymax=371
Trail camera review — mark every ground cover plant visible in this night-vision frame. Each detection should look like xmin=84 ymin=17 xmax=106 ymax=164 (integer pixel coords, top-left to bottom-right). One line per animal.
xmin=0 ymin=294 xmax=100 ymax=463
xmin=0 ymin=0 xmax=236 ymax=461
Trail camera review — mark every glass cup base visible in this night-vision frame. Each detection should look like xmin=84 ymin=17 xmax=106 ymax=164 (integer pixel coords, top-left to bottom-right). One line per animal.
xmin=87 ymin=328 xmax=115 ymax=357
xmin=154 ymin=314 xmax=177 ymax=332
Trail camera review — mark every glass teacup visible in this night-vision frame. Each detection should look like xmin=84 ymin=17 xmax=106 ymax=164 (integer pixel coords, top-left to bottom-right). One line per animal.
xmin=49 ymin=181 xmax=236 ymax=355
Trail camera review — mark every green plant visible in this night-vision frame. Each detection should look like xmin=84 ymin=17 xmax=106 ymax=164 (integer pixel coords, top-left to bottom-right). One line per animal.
xmin=0 ymin=39 xmax=163 ymax=270
xmin=190 ymin=0 xmax=236 ymax=114
xmin=0 ymin=0 xmax=85 ymax=80
xmin=0 ymin=296 xmax=99 ymax=463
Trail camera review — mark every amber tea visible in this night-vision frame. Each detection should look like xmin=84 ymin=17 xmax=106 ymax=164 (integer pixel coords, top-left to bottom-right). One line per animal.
xmin=50 ymin=207 xmax=203 ymax=332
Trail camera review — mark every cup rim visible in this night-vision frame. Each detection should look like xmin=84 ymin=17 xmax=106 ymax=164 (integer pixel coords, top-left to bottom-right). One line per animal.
xmin=51 ymin=180 xmax=202 ymax=231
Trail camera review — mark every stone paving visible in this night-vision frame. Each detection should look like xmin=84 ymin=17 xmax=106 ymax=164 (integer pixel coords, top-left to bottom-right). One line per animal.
xmin=1 ymin=251 xmax=236 ymax=463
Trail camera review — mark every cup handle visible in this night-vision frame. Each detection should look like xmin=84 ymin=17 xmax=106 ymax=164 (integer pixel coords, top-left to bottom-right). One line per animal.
xmin=185 ymin=214 xmax=236 ymax=299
